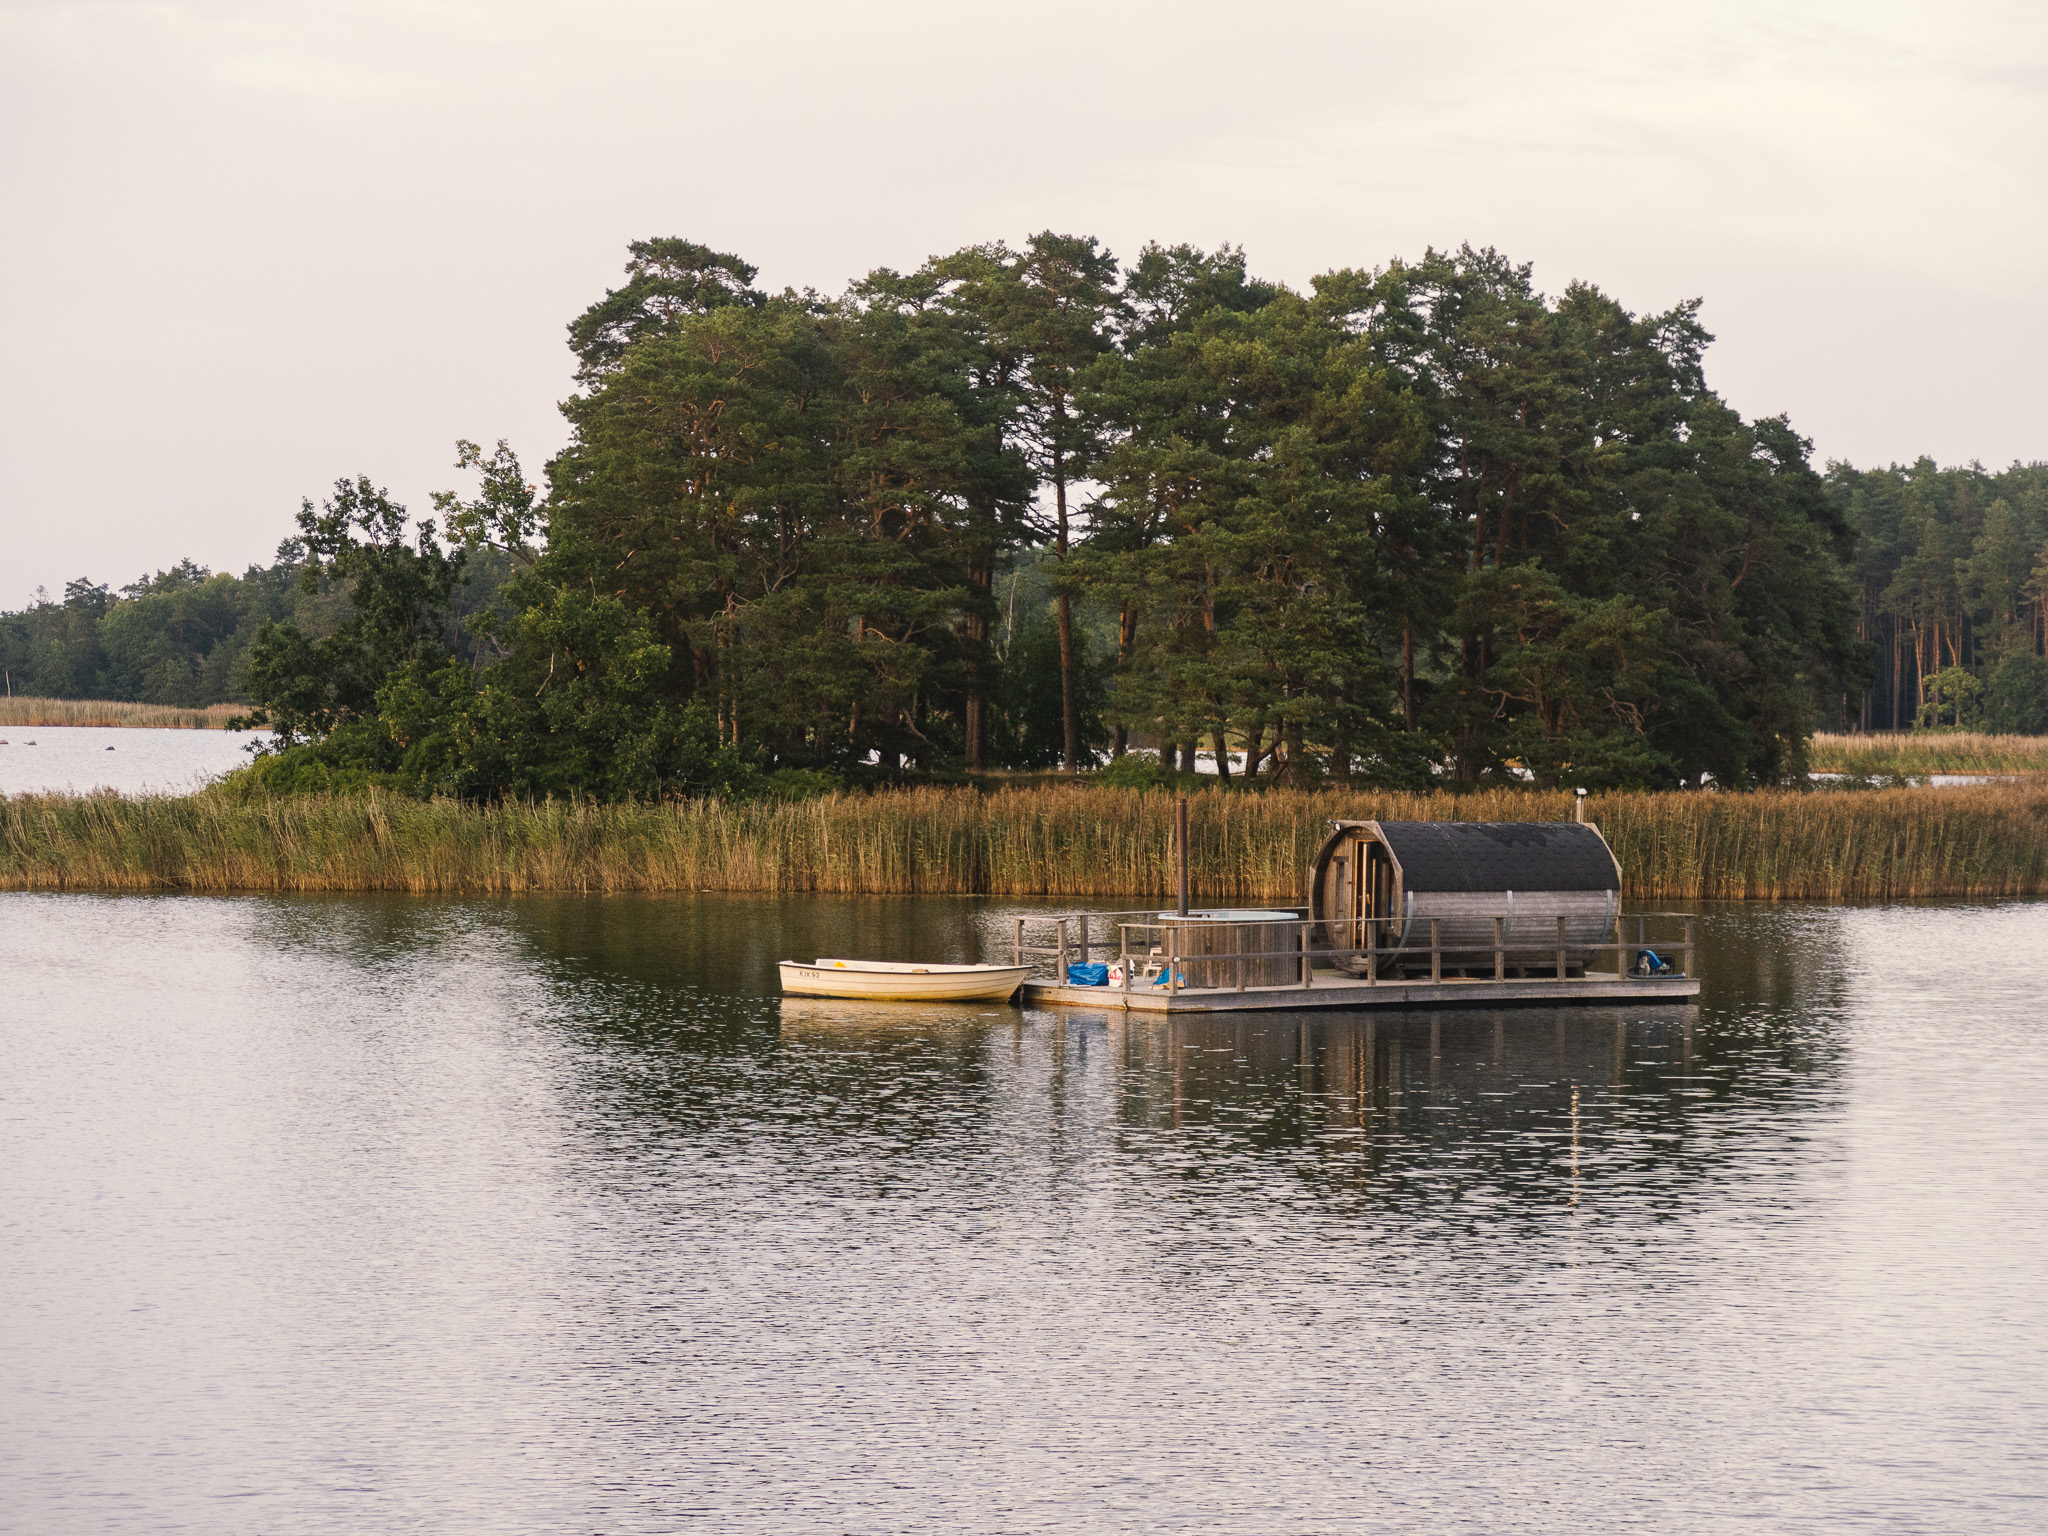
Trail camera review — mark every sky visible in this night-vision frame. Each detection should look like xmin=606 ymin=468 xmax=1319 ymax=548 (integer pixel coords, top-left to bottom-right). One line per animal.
xmin=2 ymin=0 xmax=2045 ymax=603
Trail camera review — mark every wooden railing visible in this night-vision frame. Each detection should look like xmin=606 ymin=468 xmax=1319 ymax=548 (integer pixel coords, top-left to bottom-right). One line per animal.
xmin=1011 ymin=910 xmax=1697 ymax=994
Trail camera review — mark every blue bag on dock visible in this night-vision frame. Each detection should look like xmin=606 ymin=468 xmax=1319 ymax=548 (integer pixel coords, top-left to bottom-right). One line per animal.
xmin=1067 ymin=962 xmax=1110 ymax=986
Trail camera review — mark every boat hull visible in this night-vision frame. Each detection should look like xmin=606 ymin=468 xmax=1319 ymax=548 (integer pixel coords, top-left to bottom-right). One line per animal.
xmin=777 ymin=960 xmax=1029 ymax=1002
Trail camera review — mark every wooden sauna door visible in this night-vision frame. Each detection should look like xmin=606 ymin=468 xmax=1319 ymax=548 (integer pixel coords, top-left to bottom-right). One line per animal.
xmin=1357 ymin=841 xmax=1393 ymax=944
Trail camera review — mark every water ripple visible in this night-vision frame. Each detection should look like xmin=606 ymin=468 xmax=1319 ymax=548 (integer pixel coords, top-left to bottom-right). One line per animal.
xmin=1 ymin=893 xmax=2042 ymax=1533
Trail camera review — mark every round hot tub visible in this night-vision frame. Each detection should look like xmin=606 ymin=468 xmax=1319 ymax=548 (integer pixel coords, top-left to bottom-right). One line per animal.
xmin=1150 ymin=908 xmax=1304 ymax=989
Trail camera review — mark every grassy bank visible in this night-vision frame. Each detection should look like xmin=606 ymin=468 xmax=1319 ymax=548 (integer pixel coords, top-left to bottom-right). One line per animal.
xmin=6 ymin=781 xmax=2048 ymax=900
xmin=0 ymin=697 xmax=246 ymax=729
xmin=1809 ymin=731 xmax=2048 ymax=776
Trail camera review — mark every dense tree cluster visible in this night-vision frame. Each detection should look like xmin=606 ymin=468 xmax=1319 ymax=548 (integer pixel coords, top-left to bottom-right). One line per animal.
xmin=12 ymin=234 xmax=1949 ymax=797
xmin=2 ymin=562 xmax=293 ymax=704
xmin=0 ymin=558 xmax=356 ymax=706
xmin=0 ymin=549 xmax=510 ymax=709
xmin=1830 ymin=460 xmax=2048 ymax=733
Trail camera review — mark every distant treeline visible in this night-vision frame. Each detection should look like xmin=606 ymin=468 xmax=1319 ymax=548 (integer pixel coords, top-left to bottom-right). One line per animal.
xmin=0 ymin=552 xmax=514 ymax=708
xmin=1833 ymin=460 xmax=2048 ymax=733
xmin=8 ymin=234 xmax=2043 ymax=801
xmin=2 ymin=558 xmax=311 ymax=707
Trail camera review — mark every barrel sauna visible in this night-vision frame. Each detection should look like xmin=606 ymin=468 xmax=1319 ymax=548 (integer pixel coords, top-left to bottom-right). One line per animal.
xmin=1151 ymin=909 xmax=1303 ymax=989
xmin=1308 ymin=821 xmax=1621 ymax=978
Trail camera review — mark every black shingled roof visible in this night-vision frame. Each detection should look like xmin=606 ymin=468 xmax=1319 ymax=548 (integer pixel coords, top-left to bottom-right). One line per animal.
xmin=1375 ymin=821 xmax=1619 ymax=893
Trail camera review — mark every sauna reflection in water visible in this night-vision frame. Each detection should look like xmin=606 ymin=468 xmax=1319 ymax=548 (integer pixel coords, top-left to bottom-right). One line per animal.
xmin=4 ymin=891 xmax=2043 ymax=1533
xmin=790 ymin=1000 xmax=1757 ymax=1217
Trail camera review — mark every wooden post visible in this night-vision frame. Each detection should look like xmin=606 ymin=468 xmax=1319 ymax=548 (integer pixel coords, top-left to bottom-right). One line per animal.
xmin=1077 ymin=913 xmax=1089 ymax=968
xmin=1615 ymin=911 xmax=1627 ymax=980
xmin=1121 ymin=925 xmax=1131 ymax=995
xmin=1493 ymin=916 xmax=1504 ymax=982
xmin=1301 ymin=921 xmax=1312 ymax=989
xmin=1176 ymin=795 xmax=1190 ymax=917
xmin=1683 ymin=914 xmax=1695 ymax=976
xmin=1430 ymin=918 xmax=1441 ymax=983
xmin=1366 ymin=916 xmax=1375 ymax=986
xmin=1365 ymin=1018 xmax=1376 ymax=1107
xmin=1056 ymin=918 xmax=1069 ymax=983
xmin=1555 ymin=914 xmax=1566 ymax=981
xmin=1169 ymin=922 xmax=1181 ymax=995
xmin=1013 ymin=916 xmax=1024 ymax=967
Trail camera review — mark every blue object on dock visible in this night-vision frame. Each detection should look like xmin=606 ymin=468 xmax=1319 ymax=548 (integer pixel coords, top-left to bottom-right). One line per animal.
xmin=1635 ymin=949 xmax=1672 ymax=975
xmin=1067 ymin=962 xmax=1110 ymax=986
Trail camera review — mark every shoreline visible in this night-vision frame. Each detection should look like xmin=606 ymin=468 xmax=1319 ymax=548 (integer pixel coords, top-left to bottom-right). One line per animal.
xmin=0 ymin=699 xmax=246 ymax=730
xmin=6 ymin=781 xmax=2048 ymax=901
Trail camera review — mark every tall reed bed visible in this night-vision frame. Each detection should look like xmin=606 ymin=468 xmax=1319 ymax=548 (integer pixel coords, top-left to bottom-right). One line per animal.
xmin=7 ymin=781 xmax=2048 ymax=900
xmin=0 ymin=697 xmax=246 ymax=729
xmin=1809 ymin=731 xmax=2048 ymax=776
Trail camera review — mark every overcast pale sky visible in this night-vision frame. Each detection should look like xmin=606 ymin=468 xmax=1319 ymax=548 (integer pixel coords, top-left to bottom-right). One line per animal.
xmin=3 ymin=0 xmax=2044 ymax=602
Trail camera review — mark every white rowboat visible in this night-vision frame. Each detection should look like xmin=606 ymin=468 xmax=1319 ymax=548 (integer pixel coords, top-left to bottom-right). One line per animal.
xmin=778 ymin=958 xmax=1030 ymax=1002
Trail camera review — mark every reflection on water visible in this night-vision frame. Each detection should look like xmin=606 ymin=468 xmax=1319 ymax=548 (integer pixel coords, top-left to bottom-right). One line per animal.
xmin=2 ymin=892 xmax=2043 ymax=1533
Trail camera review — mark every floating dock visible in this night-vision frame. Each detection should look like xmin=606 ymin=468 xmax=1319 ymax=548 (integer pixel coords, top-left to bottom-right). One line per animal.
xmin=1010 ymin=827 xmax=1699 ymax=1014
xmin=1023 ymin=969 xmax=1699 ymax=1013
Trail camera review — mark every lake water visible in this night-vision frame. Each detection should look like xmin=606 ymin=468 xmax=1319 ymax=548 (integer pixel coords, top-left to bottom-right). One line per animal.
xmin=0 ymin=725 xmax=265 ymax=796
xmin=2 ymin=894 xmax=2043 ymax=1533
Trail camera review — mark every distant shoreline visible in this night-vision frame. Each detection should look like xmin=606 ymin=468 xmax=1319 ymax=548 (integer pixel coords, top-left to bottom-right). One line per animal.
xmin=5 ymin=781 xmax=2048 ymax=901
xmin=1808 ymin=731 xmax=2048 ymax=779
xmin=0 ymin=698 xmax=246 ymax=730
xmin=3 ymin=702 xmax=2045 ymax=777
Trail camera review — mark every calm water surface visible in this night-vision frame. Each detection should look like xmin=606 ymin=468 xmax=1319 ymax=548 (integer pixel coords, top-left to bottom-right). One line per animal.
xmin=0 ymin=725 xmax=263 ymax=795
xmin=2 ymin=894 xmax=2043 ymax=1533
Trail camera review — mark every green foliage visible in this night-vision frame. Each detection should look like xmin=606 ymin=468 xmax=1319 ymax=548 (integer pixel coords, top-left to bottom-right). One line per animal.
xmin=1083 ymin=270 xmax=1432 ymax=785
xmin=221 ymin=738 xmax=405 ymax=797
xmin=236 ymin=477 xmax=467 ymax=745
xmin=564 ymin=237 xmax=763 ymax=384
xmin=23 ymin=230 xmax=1960 ymax=802
xmin=937 ymin=232 xmax=1124 ymax=770
xmin=1917 ymin=665 xmax=1985 ymax=729
xmin=1361 ymin=251 xmax=1863 ymax=787
xmin=758 ymin=767 xmax=843 ymax=801
xmin=1344 ymin=725 xmax=1442 ymax=791
xmin=1093 ymin=751 xmax=1205 ymax=791
xmin=431 ymin=590 xmax=765 ymax=801
xmin=988 ymin=588 xmax=1111 ymax=769
xmin=1831 ymin=460 xmax=2048 ymax=733
xmin=0 ymin=544 xmax=511 ymax=710
xmin=1984 ymin=655 xmax=2048 ymax=734
xmin=547 ymin=259 xmax=1033 ymax=777
xmin=1454 ymin=566 xmax=1674 ymax=788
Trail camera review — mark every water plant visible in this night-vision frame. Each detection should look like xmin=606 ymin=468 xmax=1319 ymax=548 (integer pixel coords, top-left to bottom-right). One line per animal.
xmin=0 ymin=697 xmax=247 ymax=730
xmin=7 ymin=781 xmax=2048 ymax=901
xmin=1808 ymin=732 xmax=2048 ymax=777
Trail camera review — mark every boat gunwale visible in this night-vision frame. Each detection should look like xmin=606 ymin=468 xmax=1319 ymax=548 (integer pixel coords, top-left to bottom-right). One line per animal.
xmin=798 ymin=958 xmax=1033 ymax=976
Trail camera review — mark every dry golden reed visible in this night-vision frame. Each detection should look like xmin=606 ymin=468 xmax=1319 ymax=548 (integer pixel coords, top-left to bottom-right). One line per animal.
xmin=0 ymin=697 xmax=245 ymax=730
xmin=1809 ymin=731 xmax=2048 ymax=777
xmin=6 ymin=781 xmax=2048 ymax=900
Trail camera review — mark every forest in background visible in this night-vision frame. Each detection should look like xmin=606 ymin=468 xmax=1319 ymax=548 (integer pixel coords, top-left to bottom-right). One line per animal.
xmin=1 ymin=552 xmax=514 ymax=710
xmin=4 ymin=235 xmax=2042 ymax=800
xmin=1833 ymin=460 xmax=2048 ymax=733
